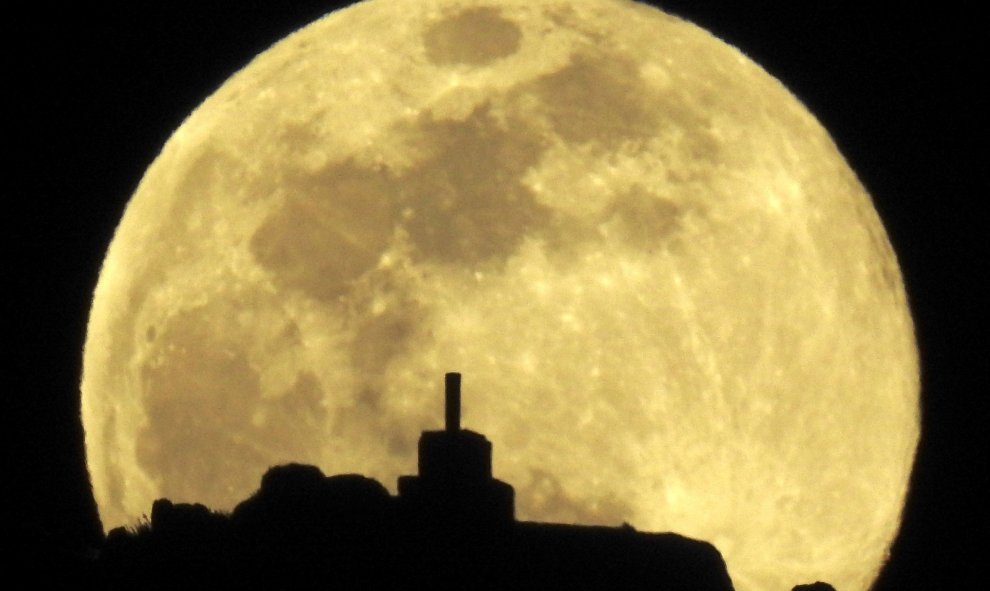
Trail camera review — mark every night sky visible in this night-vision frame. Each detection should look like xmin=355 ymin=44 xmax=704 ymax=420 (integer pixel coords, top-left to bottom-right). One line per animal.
xmin=11 ymin=2 xmax=985 ymax=588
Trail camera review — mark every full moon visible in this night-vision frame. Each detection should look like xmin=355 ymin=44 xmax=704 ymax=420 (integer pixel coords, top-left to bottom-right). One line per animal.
xmin=82 ymin=1 xmax=918 ymax=589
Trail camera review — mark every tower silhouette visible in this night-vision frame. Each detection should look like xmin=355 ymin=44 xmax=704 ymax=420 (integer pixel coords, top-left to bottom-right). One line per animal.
xmin=397 ymin=372 xmax=514 ymax=530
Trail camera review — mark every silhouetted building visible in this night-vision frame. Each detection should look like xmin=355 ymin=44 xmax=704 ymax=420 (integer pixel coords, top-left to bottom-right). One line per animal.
xmin=397 ymin=372 xmax=515 ymax=530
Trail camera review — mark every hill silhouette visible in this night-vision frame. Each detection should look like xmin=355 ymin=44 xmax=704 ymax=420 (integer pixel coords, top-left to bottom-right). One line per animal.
xmin=87 ymin=373 xmax=831 ymax=589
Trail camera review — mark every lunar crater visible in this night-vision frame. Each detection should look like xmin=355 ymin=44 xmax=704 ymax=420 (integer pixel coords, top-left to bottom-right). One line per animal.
xmin=390 ymin=105 xmax=553 ymax=266
xmin=512 ymin=50 xmax=675 ymax=149
xmin=424 ymin=7 xmax=523 ymax=66
xmin=249 ymin=158 xmax=398 ymax=301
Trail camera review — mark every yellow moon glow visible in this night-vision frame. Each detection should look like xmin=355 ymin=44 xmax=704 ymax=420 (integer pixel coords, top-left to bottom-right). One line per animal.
xmin=82 ymin=1 xmax=919 ymax=589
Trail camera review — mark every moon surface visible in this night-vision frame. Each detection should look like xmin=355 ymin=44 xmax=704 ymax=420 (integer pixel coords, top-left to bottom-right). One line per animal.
xmin=81 ymin=1 xmax=919 ymax=589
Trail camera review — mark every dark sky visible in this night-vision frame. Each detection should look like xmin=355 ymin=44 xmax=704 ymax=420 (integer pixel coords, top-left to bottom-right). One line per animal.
xmin=11 ymin=1 xmax=985 ymax=588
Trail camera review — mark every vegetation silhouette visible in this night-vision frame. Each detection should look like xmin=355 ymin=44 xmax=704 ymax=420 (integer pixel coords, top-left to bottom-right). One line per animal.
xmin=90 ymin=372 xmax=833 ymax=589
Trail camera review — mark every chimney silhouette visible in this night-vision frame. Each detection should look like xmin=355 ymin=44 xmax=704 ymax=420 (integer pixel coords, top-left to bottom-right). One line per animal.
xmin=397 ymin=372 xmax=514 ymax=529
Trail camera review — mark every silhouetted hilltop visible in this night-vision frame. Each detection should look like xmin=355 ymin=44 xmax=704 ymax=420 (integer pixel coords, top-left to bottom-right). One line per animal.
xmin=97 ymin=467 xmax=732 ymax=589
xmin=89 ymin=373 xmax=830 ymax=589
xmin=233 ymin=465 xmax=391 ymax=543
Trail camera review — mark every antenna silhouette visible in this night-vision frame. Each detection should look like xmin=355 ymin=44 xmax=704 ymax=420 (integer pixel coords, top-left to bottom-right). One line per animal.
xmin=445 ymin=372 xmax=461 ymax=432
